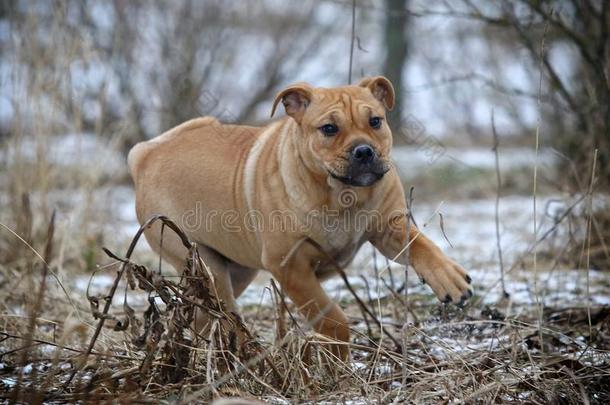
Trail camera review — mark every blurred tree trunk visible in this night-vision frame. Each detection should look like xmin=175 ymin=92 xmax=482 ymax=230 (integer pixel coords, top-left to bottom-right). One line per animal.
xmin=383 ymin=0 xmax=409 ymax=133
xmin=560 ymin=4 xmax=607 ymax=190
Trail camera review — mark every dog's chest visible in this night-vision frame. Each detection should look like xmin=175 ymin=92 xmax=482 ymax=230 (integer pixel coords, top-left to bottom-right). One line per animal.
xmin=313 ymin=234 xmax=365 ymax=280
xmin=308 ymin=206 xmax=373 ymax=278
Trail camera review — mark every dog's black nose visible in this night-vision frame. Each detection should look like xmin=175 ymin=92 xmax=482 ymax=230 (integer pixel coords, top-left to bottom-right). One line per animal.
xmin=352 ymin=144 xmax=375 ymax=164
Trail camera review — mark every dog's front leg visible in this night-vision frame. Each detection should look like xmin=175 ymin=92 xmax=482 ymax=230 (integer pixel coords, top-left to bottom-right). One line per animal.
xmin=267 ymin=254 xmax=350 ymax=361
xmin=372 ymin=212 xmax=472 ymax=304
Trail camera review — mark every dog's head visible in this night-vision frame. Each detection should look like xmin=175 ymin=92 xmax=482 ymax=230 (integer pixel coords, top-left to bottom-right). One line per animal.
xmin=271 ymin=76 xmax=395 ymax=187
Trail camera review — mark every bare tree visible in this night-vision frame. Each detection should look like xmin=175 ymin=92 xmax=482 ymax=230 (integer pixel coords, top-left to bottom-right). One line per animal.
xmin=0 ymin=0 xmax=333 ymax=156
xmin=427 ymin=0 xmax=609 ymax=189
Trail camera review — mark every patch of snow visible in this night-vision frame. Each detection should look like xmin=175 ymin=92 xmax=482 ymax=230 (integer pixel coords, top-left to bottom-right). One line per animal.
xmin=237 ymin=277 xmax=275 ymax=307
xmin=22 ymin=363 xmax=33 ymax=374
xmin=392 ymin=146 xmax=556 ymax=173
xmin=1 ymin=133 xmax=125 ymax=179
xmin=73 ymin=273 xmax=116 ymax=293
xmin=72 ymin=272 xmax=149 ymax=307
xmin=351 ymin=361 xmax=367 ymax=371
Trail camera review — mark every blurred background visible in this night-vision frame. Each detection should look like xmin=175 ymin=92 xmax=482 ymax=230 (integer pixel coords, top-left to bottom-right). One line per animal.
xmin=1 ymin=1 xmax=609 ymax=401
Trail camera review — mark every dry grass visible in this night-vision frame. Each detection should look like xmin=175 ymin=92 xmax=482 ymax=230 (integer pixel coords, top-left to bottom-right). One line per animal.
xmin=1 ymin=3 xmax=609 ymax=403
xmin=1 ymin=211 xmax=609 ymax=404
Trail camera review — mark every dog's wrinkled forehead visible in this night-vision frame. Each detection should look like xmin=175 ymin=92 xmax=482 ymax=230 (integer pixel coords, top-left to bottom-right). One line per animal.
xmin=271 ymin=76 xmax=395 ymax=124
xmin=308 ymin=88 xmax=383 ymax=124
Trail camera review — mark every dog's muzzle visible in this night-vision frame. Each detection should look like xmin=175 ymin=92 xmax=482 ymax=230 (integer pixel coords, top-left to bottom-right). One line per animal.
xmin=330 ymin=144 xmax=389 ymax=187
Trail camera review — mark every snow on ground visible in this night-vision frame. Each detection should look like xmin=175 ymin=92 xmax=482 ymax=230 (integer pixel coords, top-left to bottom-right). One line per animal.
xmin=391 ymin=145 xmax=556 ymax=173
xmin=236 ymin=192 xmax=606 ymax=310
xmin=1 ymin=132 xmax=125 ymax=179
xmin=54 ymin=173 xmax=607 ymax=382
xmin=68 ymin=185 xmax=604 ymax=315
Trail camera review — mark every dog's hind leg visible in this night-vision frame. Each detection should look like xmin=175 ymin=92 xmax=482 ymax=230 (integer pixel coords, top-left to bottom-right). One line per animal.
xmin=227 ymin=263 xmax=259 ymax=298
xmin=190 ymin=245 xmax=240 ymax=334
xmin=141 ymin=223 xmax=240 ymax=332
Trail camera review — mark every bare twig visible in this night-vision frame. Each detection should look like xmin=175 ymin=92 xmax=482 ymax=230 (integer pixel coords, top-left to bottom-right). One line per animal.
xmin=584 ymin=149 xmax=598 ymax=340
xmin=61 ymin=214 xmax=192 ymax=391
xmin=531 ymin=15 xmax=551 ymax=354
xmin=347 ymin=0 xmax=356 ymax=84
xmin=11 ymin=211 xmax=55 ymax=402
xmin=491 ymin=112 xmax=508 ymax=299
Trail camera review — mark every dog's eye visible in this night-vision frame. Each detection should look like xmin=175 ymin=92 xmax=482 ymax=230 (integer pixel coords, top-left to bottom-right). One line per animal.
xmin=369 ymin=117 xmax=382 ymax=129
xmin=319 ymin=124 xmax=339 ymax=136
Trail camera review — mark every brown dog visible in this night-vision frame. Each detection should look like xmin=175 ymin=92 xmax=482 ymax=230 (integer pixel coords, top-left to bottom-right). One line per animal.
xmin=128 ymin=76 xmax=472 ymax=360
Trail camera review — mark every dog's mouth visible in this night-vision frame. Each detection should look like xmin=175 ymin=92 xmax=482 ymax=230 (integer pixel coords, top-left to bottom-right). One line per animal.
xmin=328 ymin=162 xmax=390 ymax=187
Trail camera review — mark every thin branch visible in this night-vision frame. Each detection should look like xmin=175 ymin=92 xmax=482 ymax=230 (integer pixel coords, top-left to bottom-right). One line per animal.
xmin=61 ymin=214 xmax=192 ymax=391
xmin=348 ymin=0 xmax=356 ymax=84
xmin=491 ymin=111 xmax=508 ymax=299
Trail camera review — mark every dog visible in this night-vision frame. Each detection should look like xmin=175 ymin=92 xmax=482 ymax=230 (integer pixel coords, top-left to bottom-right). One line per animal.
xmin=128 ymin=76 xmax=472 ymax=360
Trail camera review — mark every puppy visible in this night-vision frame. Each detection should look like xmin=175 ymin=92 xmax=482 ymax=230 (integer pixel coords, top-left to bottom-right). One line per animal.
xmin=128 ymin=76 xmax=472 ymax=360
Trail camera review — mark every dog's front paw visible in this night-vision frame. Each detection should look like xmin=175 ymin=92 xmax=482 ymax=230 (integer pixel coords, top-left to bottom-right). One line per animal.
xmin=414 ymin=254 xmax=473 ymax=305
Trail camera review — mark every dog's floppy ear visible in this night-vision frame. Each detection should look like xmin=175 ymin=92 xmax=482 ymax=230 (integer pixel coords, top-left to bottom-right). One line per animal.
xmin=358 ymin=76 xmax=395 ymax=110
xmin=270 ymin=83 xmax=313 ymax=122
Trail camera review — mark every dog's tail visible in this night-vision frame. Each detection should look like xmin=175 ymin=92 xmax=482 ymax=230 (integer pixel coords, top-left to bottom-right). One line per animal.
xmin=127 ymin=141 xmax=150 ymax=182
xmin=127 ymin=116 xmax=219 ymax=182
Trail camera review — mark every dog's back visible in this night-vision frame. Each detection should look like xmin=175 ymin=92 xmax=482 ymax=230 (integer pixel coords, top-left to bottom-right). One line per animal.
xmin=127 ymin=116 xmax=220 ymax=182
xmin=127 ymin=116 xmax=265 ymax=268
